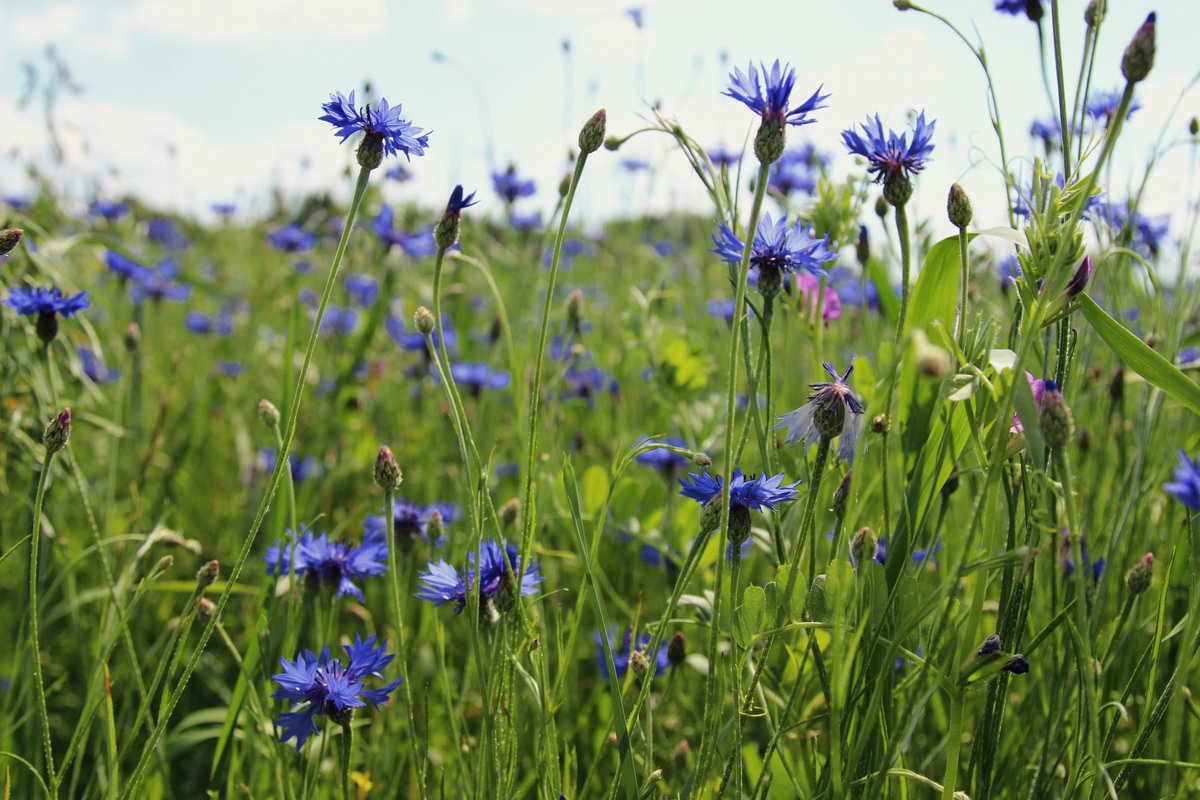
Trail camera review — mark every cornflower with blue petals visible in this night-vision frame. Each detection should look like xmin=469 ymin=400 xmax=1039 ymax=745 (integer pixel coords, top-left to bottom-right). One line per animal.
xmin=711 ymin=214 xmax=837 ymax=299
xmin=1165 ymin=450 xmax=1200 ymax=511
xmin=415 ymin=537 xmax=543 ymax=620
xmin=267 ymin=223 xmax=316 ymax=254
xmin=264 ymin=525 xmax=389 ymax=601
xmin=774 ymin=361 xmax=866 ymax=465
xmin=5 ymin=286 xmax=91 ymax=343
xmin=129 ymin=260 xmax=191 ymax=305
xmin=492 ymin=165 xmax=536 ymax=204
xmin=723 ymin=60 xmax=828 ymax=163
xmin=319 ymin=90 xmax=429 ymax=169
xmin=679 ymin=469 xmax=799 ymax=544
xmin=595 ymin=628 xmax=671 ymax=679
xmin=841 ymin=111 xmax=936 ymax=202
xmin=271 ymin=635 xmax=401 ymax=748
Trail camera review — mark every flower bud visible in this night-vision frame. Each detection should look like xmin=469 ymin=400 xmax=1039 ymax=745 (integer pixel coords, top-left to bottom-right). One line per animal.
xmin=855 ymin=225 xmax=870 ymax=266
xmin=754 ymin=116 xmax=787 ymax=165
xmin=728 ymin=505 xmax=752 ymax=548
xmin=578 ymin=109 xmax=607 ymax=154
xmin=883 ymin=174 xmax=913 ymax=207
xmin=257 ymin=399 xmax=280 ymax=429
xmin=374 ymin=445 xmax=403 ymax=491
xmin=558 ymin=171 xmax=572 ymax=198
xmin=414 ymin=306 xmax=436 ymax=335
xmin=356 ymin=133 xmax=384 ymax=171
xmin=692 ymin=452 xmax=712 ymax=469
xmin=699 ymin=494 xmax=724 ymax=536
xmin=629 ymin=649 xmax=650 ymax=679
xmin=1039 ymin=381 xmax=1075 ymax=449
xmin=831 ymin=472 xmax=852 ymax=520
xmin=874 ymin=195 xmax=890 ymax=219
xmin=977 ymin=634 xmax=1003 ymax=656
xmin=197 ymin=597 xmax=216 ymax=621
xmin=196 ymin=559 xmax=220 ymax=587
xmin=1108 ymin=368 xmax=1124 ymax=405
xmin=893 ymin=0 xmax=913 ymax=9
xmin=1065 ymin=256 xmax=1091 ymax=299
xmin=603 ymin=136 xmax=621 ymax=151
xmin=1023 ymin=0 xmax=1043 ymax=22
xmin=667 ymin=631 xmax=686 ymax=666
xmin=1001 ymin=654 xmax=1029 ymax=674
xmin=499 ymin=498 xmax=522 ymax=527
xmin=36 ymin=311 xmax=59 ymax=344
xmin=0 ymin=228 xmax=23 ymax=256
xmin=124 ymin=322 xmax=141 ymax=351
xmin=851 ymin=526 xmax=878 ymax=566
xmin=426 ymin=510 xmax=445 ymax=545
xmin=1084 ymin=0 xmax=1105 ymax=26
xmin=1121 ymin=13 xmax=1156 ymax=84
xmin=673 ymin=739 xmax=691 ymax=769
xmin=43 ymin=408 xmax=72 ymax=454
xmin=947 ymin=183 xmax=973 ymax=228
xmin=566 ymin=288 xmax=584 ymax=334
xmin=435 ymin=185 xmax=477 ymax=250
xmin=1191 ymin=117 xmax=1199 ymax=137
xmin=1124 ymin=552 xmax=1154 ymax=595
xmin=871 ymin=414 xmax=889 ymax=434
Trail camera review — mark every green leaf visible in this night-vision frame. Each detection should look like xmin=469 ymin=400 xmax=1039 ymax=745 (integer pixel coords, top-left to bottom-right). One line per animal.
xmin=907 ymin=234 xmax=966 ymax=337
xmin=1079 ymin=293 xmax=1200 ymax=417
xmin=1012 ymin=368 xmax=1045 ymax=467
xmin=581 ymin=465 xmax=611 ymax=516
xmin=864 ymin=257 xmax=899 ymax=325
xmin=734 ymin=585 xmax=766 ymax=648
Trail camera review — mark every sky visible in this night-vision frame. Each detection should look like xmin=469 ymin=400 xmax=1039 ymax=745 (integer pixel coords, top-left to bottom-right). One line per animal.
xmin=0 ymin=0 xmax=1195 ymax=238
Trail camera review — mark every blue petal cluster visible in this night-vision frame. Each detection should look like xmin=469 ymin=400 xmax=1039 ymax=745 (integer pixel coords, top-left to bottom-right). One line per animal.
xmin=264 ymin=525 xmax=389 ymax=600
xmin=723 ymin=60 xmax=828 ymax=127
xmin=841 ymin=112 xmax=936 ymax=184
xmin=711 ymin=214 xmax=837 ymax=279
xmin=492 ymin=166 xmax=536 ymax=203
xmin=4 ymin=286 xmax=91 ymax=317
xmin=1165 ymin=450 xmax=1200 ymax=511
xmin=271 ymin=635 xmax=402 ymax=749
xmin=320 ymin=90 xmax=430 ymax=162
xmin=595 ymin=628 xmax=671 ymax=679
xmin=415 ymin=537 xmax=543 ymax=613
xmin=129 ymin=260 xmax=192 ymax=305
xmin=267 ymin=223 xmax=316 ymax=253
xmin=678 ymin=469 xmax=799 ymax=512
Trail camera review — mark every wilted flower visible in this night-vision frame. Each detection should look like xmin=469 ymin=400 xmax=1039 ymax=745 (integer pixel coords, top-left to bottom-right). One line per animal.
xmin=271 ymin=635 xmax=402 ymax=748
xmin=774 ymin=361 xmax=866 ymax=464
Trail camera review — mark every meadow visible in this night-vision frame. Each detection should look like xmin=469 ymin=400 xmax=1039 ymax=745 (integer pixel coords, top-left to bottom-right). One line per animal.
xmin=2 ymin=3 xmax=1199 ymax=799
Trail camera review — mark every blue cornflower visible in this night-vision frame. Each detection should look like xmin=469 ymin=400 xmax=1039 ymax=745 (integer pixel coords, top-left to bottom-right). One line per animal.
xmin=317 ymin=305 xmax=359 ymax=336
xmin=446 ymin=185 xmax=478 ymax=212
xmin=774 ymin=361 xmax=866 ymax=465
xmin=89 ymin=199 xmax=129 ymax=221
xmin=492 ymin=165 xmax=536 ymax=203
xmin=147 ymin=217 xmax=189 ymax=250
xmin=1178 ymin=347 xmax=1200 ymax=369
xmin=345 ymin=274 xmax=378 ymax=307
xmin=129 ymin=260 xmax=191 ymax=305
xmin=841 ymin=112 xmax=936 ymax=186
xmin=319 ymin=90 xmax=430 ymax=162
xmin=211 ymin=202 xmax=236 ymax=217
xmin=264 ymin=525 xmax=389 ymax=600
xmin=595 ymin=628 xmax=670 ymax=679
xmin=385 ymin=163 xmax=413 ymax=182
xmin=1165 ymin=450 xmax=1200 ymax=511
xmin=444 ymin=362 xmax=511 ymax=393
xmin=1086 ymin=89 xmax=1141 ymax=126
xmin=363 ymin=498 xmax=444 ymax=550
xmin=271 ymin=635 xmax=402 ymax=749
xmin=3 ymin=194 xmax=32 ymax=211
xmin=105 ymin=250 xmax=148 ymax=282
xmin=1029 ymin=117 xmax=1060 ymax=142
xmin=268 ymin=223 xmax=316 ymax=253
xmin=509 ymin=211 xmax=543 ymax=232
xmin=626 ymin=7 xmax=644 ymax=28
xmin=999 ymin=255 xmax=1022 ymax=290
xmin=708 ymin=145 xmax=742 ymax=169
xmin=415 ymin=537 xmax=543 ymax=615
xmin=678 ymin=469 xmax=799 ymax=512
xmin=723 ymin=60 xmax=828 ymax=128
xmin=707 ymin=298 xmax=757 ymax=325
xmin=768 ymin=146 xmax=826 ymax=196
xmin=563 ymin=365 xmax=617 ymax=403
xmin=258 ymin=448 xmax=322 ymax=483
xmin=635 ymin=436 xmax=690 ymax=475
xmin=5 ymin=286 xmax=91 ymax=318
xmin=1098 ymin=201 xmax=1170 ymax=256
xmin=184 ymin=307 xmax=234 ymax=336
xmin=77 ymin=346 xmax=119 ymax=384
xmin=217 ymin=360 xmax=243 ymax=377
xmin=711 ymin=214 xmax=837 ymax=295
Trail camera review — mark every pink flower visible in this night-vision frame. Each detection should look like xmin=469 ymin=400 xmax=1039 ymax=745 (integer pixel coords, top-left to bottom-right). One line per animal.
xmin=1010 ymin=372 xmax=1046 ymax=433
xmin=795 ymin=271 xmax=842 ymax=325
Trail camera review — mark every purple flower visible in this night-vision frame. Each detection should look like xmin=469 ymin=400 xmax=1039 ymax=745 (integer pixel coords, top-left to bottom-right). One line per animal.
xmin=1086 ymin=89 xmax=1141 ymax=126
xmin=129 ymin=260 xmax=191 ymax=305
xmin=492 ymin=165 xmax=536 ymax=203
xmin=271 ymin=635 xmax=401 ymax=749
xmin=678 ymin=469 xmax=799 ymax=512
xmin=723 ymin=60 xmax=828 ymax=128
xmin=267 ymin=223 xmax=316 ymax=254
xmin=5 ymin=286 xmax=90 ymax=317
xmin=319 ymin=90 xmax=430 ymax=162
xmin=595 ymin=628 xmax=670 ymax=679
xmin=1165 ymin=450 xmax=1200 ymax=511
xmin=264 ymin=525 xmax=389 ymax=601
xmin=711 ymin=214 xmax=838 ymax=287
xmin=774 ymin=361 xmax=866 ymax=465
xmin=841 ymin=112 xmax=936 ymax=185
xmin=415 ymin=537 xmax=543 ymax=614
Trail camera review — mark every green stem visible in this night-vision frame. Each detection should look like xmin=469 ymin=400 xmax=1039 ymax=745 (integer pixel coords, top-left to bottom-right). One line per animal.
xmin=383 ymin=487 xmax=426 ymax=800
xmin=693 ymin=159 xmax=771 ymax=794
xmin=1049 ymin=0 xmax=1073 ymax=174
xmin=28 ymin=449 xmax=58 ymax=798
xmin=955 ymin=225 xmax=970 ymax=353
xmin=340 ymin=720 xmax=354 ymax=800
xmin=940 ymin=690 xmax=966 ymax=800
xmin=119 ymin=164 xmax=374 ymax=800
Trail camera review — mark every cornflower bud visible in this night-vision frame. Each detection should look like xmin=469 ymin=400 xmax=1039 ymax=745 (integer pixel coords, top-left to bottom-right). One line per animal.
xmin=851 ymin=526 xmax=878 ymax=566
xmin=578 ymin=109 xmax=607 ymax=155
xmin=1039 ymin=381 xmax=1075 ymax=449
xmin=947 ymin=183 xmax=973 ymax=228
xmin=692 ymin=452 xmax=712 ymax=469
xmin=426 ymin=510 xmax=445 ymax=545
xmin=855 ymin=225 xmax=870 ymax=265
xmin=1190 ymin=117 xmax=1199 ymax=137
xmin=1121 ymin=13 xmax=1156 ymax=84
xmin=414 ymin=306 xmax=436 ymax=335
xmin=1085 ymin=0 xmax=1105 ymax=26
xmin=257 ymin=399 xmax=280 ymax=429
xmin=197 ymin=597 xmax=216 ymax=621
xmin=875 ymin=195 xmax=890 ymax=219
xmin=434 ymin=185 xmax=478 ymax=250
xmin=831 ymin=471 xmax=852 ymax=520
xmin=667 ymin=632 xmax=686 ymax=666
xmin=44 ymin=408 xmax=72 ymax=454
xmin=0 ymin=228 xmax=23 ymax=256
xmin=566 ymin=288 xmax=584 ymax=334
xmin=196 ymin=559 xmax=220 ymax=587
xmin=1124 ymin=552 xmax=1154 ymax=595
xmin=629 ymin=649 xmax=650 ymax=679
xmin=374 ymin=445 xmax=403 ymax=491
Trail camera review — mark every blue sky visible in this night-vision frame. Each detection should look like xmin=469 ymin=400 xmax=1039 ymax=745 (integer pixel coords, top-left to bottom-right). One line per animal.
xmin=0 ymin=0 xmax=1193 ymax=236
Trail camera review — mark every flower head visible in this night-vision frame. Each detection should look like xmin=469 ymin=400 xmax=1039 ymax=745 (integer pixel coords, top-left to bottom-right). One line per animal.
xmin=271 ymin=635 xmax=402 ymax=748
xmin=595 ymin=628 xmax=670 ymax=679
xmin=712 ymin=214 xmax=837 ymax=297
xmin=89 ymin=199 xmax=130 ymax=221
xmin=129 ymin=260 xmax=191 ymax=305
xmin=264 ymin=525 xmax=389 ymax=601
xmin=1165 ymin=450 xmax=1200 ymax=511
xmin=841 ymin=112 xmax=936 ymax=186
xmin=267 ymin=223 xmax=316 ymax=253
xmin=5 ymin=286 xmax=91 ymax=318
xmin=723 ymin=61 xmax=828 ymax=128
xmin=441 ymin=362 xmax=511 ymax=394
xmin=363 ymin=497 xmax=453 ymax=550
xmin=492 ymin=165 xmax=536 ymax=203
xmin=415 ymin=537 xmax=543 ymax=615
xmin=774 ymin=361 xmax=866 ymax=464
xmin=319 ymin=90 xmax=430 ymax=163
xmin=678 ymin=469 xmax=799 ymax=512
xmin=435 ymin=185 xmax=479 ymax=249
xmin=1086 ymin=89 xmax=1141 ymax=126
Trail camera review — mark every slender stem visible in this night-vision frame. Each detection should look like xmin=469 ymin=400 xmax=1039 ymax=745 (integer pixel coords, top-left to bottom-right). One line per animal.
xmin=120 ymin=165 xmax=374 ymax=800
xmin=383 ymin=487 xmax=426 ymax=800
xmin=28 ymin=450 xmax=58 ymax=798
xmin=339 ymin=720 xmax=354 ymax=800
xmin=693 ymin=160 xmax=771 ymax=792
xmin=893 ymin=201 xmax=913 ymax=369
xmin=955 ymin=225 xmax=970 ymax=353
xmin=940 ymin=690 xmax=966 ymax=800
xmin=1050 ymin=0 xmax=1073 ymax=174
xmin=518 ymin=151 xmax=590 ymax=592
